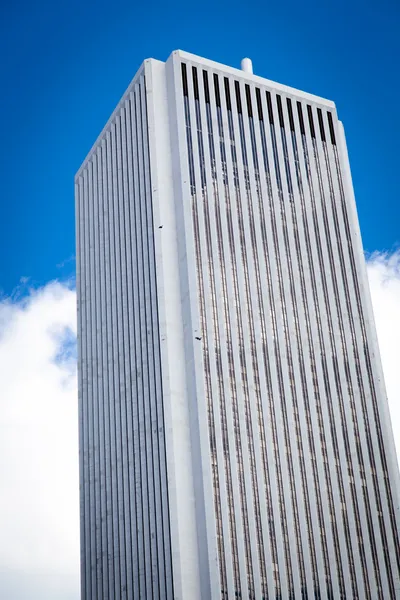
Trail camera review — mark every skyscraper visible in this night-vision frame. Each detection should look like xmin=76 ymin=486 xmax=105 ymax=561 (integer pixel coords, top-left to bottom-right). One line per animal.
xmin=75 ymin=50 xmax=400 ymax=599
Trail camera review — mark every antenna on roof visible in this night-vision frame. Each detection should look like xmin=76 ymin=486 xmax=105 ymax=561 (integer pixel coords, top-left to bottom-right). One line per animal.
xmin=241 ymin=57 xmax=253 ymax=74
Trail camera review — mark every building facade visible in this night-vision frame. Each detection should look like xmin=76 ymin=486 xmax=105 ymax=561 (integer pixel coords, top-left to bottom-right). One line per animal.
xmin=75 ymin=50 xmax=400 ymax=599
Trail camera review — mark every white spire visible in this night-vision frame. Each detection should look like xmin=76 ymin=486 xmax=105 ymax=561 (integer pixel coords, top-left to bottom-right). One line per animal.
xmin=241 ymin=57 xmax=253 ymax=74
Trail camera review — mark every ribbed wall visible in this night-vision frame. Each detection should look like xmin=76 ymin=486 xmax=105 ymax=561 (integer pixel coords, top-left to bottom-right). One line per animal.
xmin=75 ymin=70 xmax=174 ymax=600
xmin=179 ymin=58 xmax=400 ymax=600
xmin=75 ymin=50 xmax=400 ymax=600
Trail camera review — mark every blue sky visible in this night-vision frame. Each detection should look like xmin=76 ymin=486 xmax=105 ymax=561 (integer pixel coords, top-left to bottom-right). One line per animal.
xmin=0 ymin=0 xmax=399 ymax=294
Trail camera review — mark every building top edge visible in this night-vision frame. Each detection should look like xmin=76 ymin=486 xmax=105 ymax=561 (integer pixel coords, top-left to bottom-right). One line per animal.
xmin=171 ymin=49 xmax=336 ymax=109
xmin=75 ymin=59 xmax=164 ymax=180
xmin=75 ymin=49 xmax=336 ymax=180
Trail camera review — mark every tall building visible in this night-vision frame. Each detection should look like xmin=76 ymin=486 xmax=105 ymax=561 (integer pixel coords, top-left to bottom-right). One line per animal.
xmin=75 ymin=50 xmax=400 ymax=600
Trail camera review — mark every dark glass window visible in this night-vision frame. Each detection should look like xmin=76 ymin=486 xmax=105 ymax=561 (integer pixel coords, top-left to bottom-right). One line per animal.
xmin=327 ymin=112 xmax=336 ymax=145
xmin=203 ymin=70 xmax=210 ymax=104
xmin=255 ymin=88 xmax=263 ymax=121
xmin=245 ymin=84 xmax=253 ymax=117
xmin=266 ymin=91 xmax=274 ymax=124
xmin=297 ymin=102 xmax=305 ymax=134
xmin=307 ymin=105 xmax=316 ymax=138
xmin=181 ymin=63 xmax=188 ymax=96
xmin=317 ymin=108 xmax=326 ymax=142
xmin=234 ymin=80 xmax=242 ymax=114
xmin=214 ymin=74 xmax=221 ymax=107
xmin=224 ymin=77 xmax=232 ymax=110
xmin=286 ymin=98 xmax=295 ymax=132
xmin=192 ymin=66 xmax=199 ymax=100
xmin=276 ymin=95 xmax=285 ymax=127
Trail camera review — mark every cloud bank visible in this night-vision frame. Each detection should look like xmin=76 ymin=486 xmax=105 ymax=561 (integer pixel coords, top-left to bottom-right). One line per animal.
xmin=366 ymin=251 xmax=400 ymax=461
xmin=0 ymin=282 xmax=79 ymax=600
xmin=0 ymin=251 xmax=399 ymax=599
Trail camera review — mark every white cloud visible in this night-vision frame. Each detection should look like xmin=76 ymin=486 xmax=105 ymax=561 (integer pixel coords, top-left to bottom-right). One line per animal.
xmin=0 ymin=282 xmax=79 ymax=600
xmin=367 ymin=250 xmax=400 ymax=462
xmin=0 ymin=253 xmax=399 ymax=599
